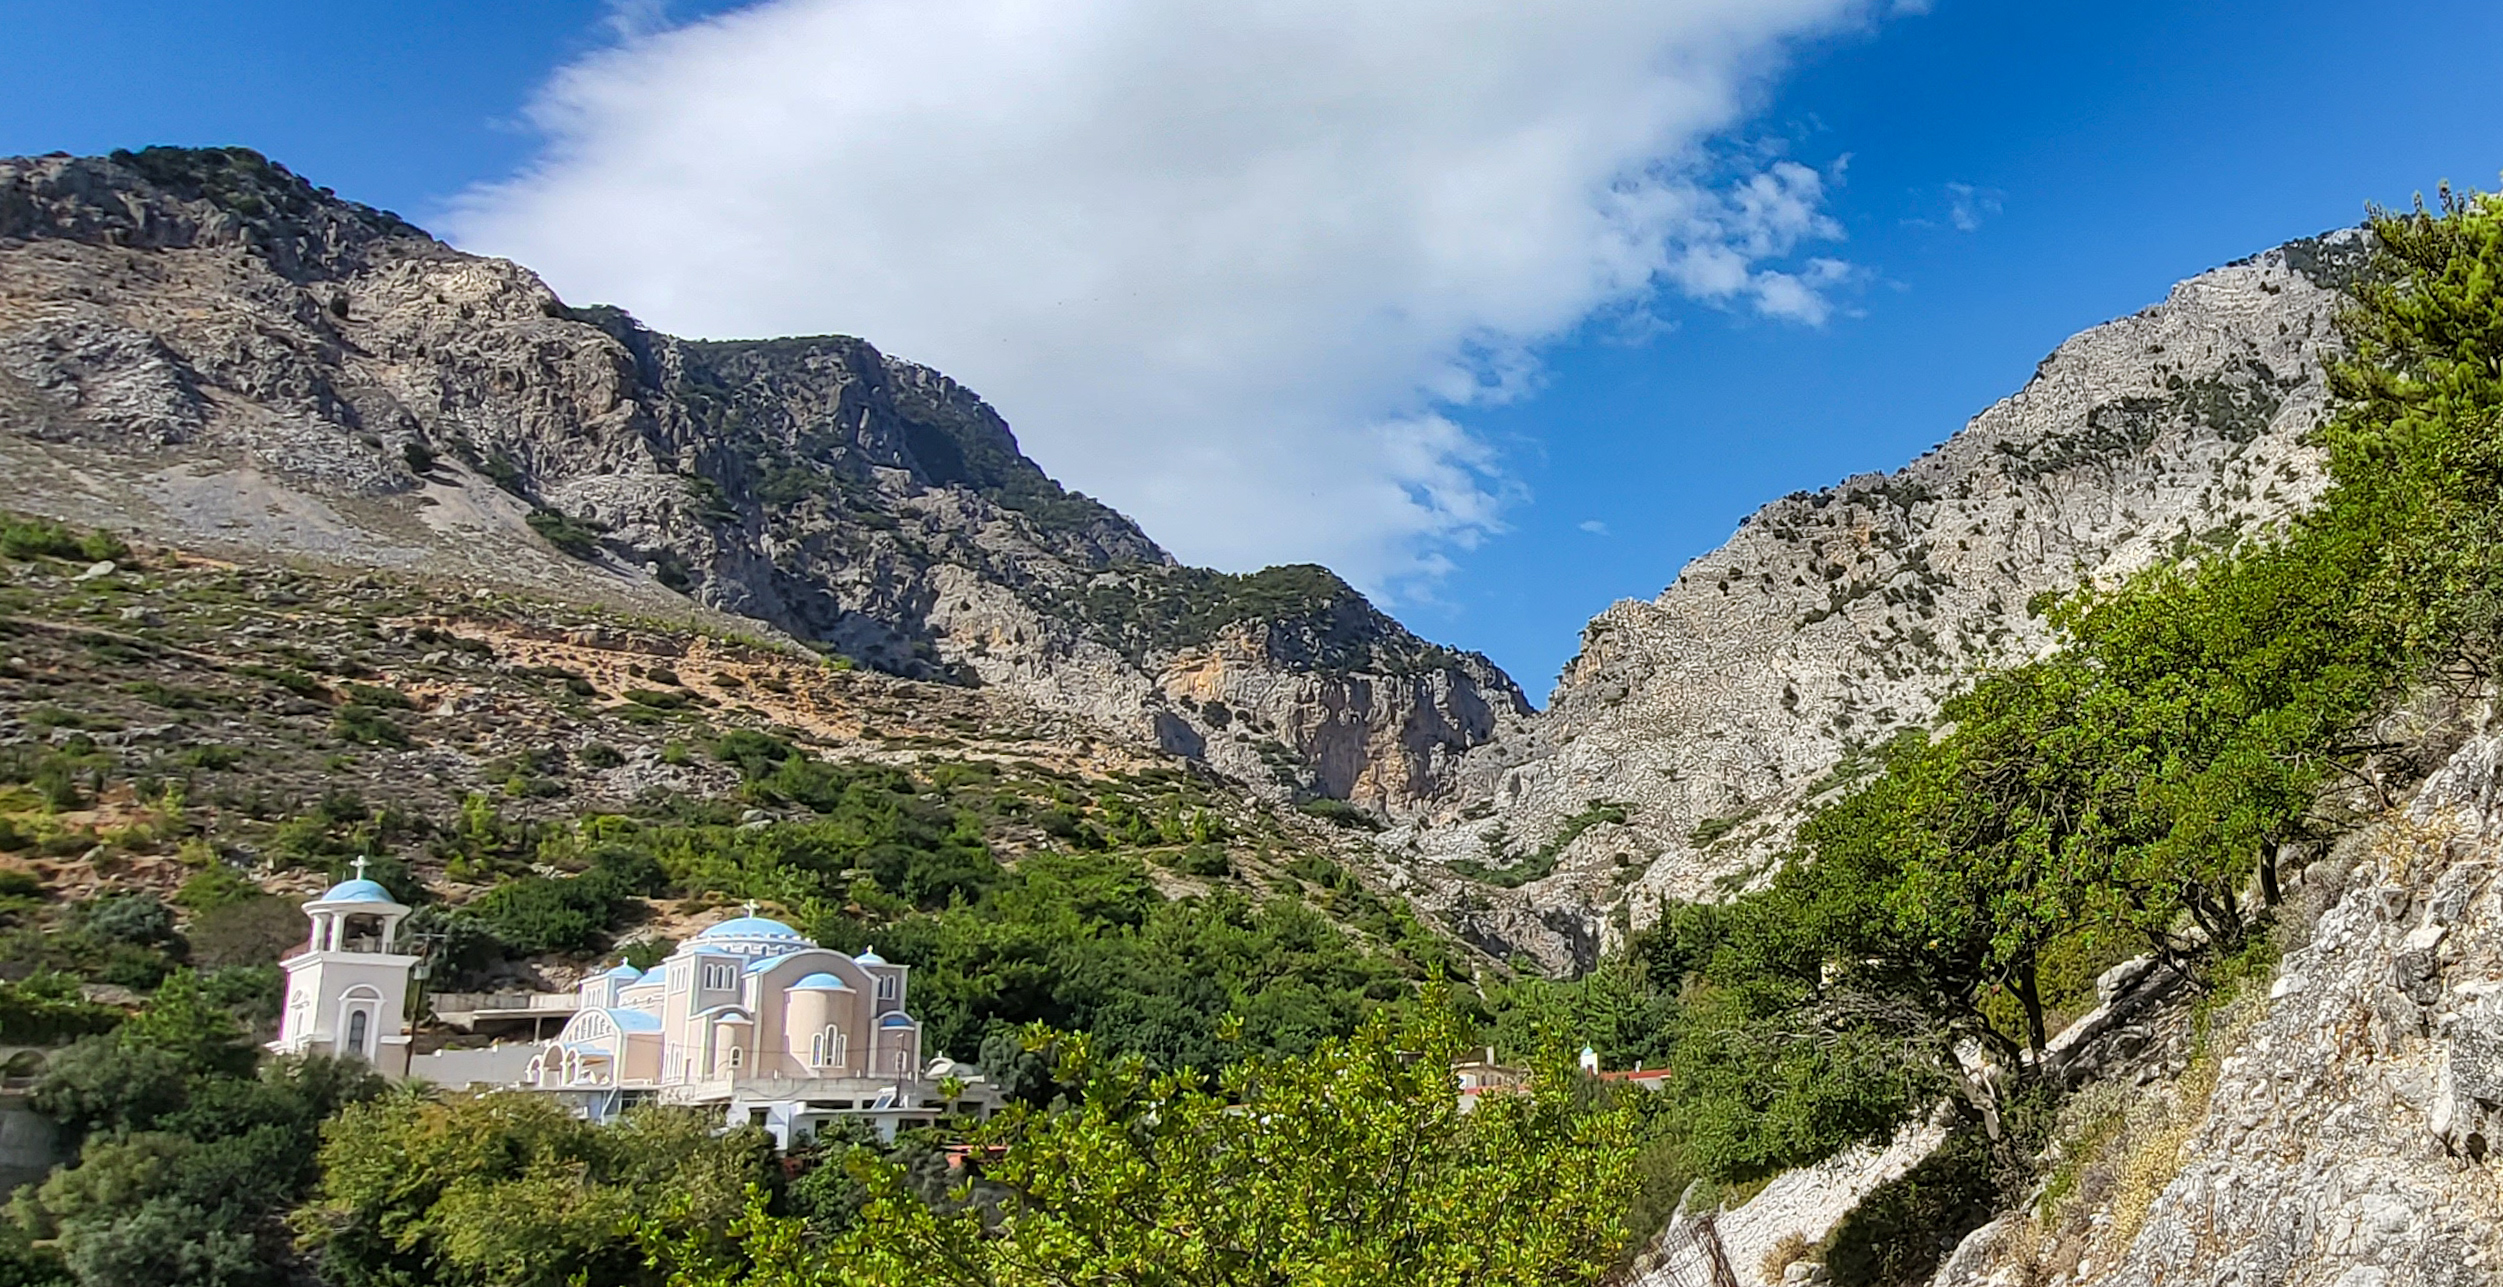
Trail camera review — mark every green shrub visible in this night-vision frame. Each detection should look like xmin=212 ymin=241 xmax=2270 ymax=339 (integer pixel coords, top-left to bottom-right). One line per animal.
xmin=472 ymin=876 xmax=607 ymax=956
xmin=1165 ymin=845 xmax=1232 ymax=878
xmin=26 ymin=752 xmax=93 ymax=812
xmin=73 ymin=893 xmax=176 ymax=948
xmin=332 ymin=704 xmax=408 ymax=747
xmin=526 ymin=507 xmax=606 ymax=559
xmin=478 ymin=453 xmax=526 ymax=495
xmin=710 ymin=728 xmax=793 ymax=774
xmin=620 ymin=937 xmax=676 ymax=973
xmin=339 ymin=682 xmax=412 ymax=710
xmin=470 ymin=848 xmax=664 ymax=957
xmin=1451 ymin=803 xmax=1625 ymax=888
xmin=186 ymin=898 xmax=307 ymax=970
xmin=1295 ymin=797 xmax=1381 ymax=831
xmin=238 ymin=665 xmax=326 ymax=699
xmin=173 ymin=865 xmax=261 ymax=913
xmin=0 ymin=519 xmax=125 ymax=563
xmin=177 ymin=745 xmax=246 ymax=771
xmin=1824 ymin=1129 xmax=1999 ymax=1287
xmin=0 ymin=973 xmax=121 ymax=1045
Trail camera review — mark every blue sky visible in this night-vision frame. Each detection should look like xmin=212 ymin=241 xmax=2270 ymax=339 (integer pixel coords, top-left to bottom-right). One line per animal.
xmin=6 ymin=1 xmax=2501 ymax=698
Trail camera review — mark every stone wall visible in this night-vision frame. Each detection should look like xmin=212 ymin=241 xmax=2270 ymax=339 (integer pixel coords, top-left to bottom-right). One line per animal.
xmin=0 ymin=1093 xmax=59 ymax=1197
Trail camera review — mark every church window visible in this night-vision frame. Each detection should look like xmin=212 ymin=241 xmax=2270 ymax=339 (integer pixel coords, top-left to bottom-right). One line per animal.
xmin=875 ymin=974 xmax=897 ymax=1002
xmin=346 ymin=1008 xmax=368 ymax=1054
xmin=810 ymin=1027 xmax=847 ymax=1069
xmin=726 ymin=1044 xmax=743 ymax=1072
xmin=702 ymin=961 xmax=734 ymax=991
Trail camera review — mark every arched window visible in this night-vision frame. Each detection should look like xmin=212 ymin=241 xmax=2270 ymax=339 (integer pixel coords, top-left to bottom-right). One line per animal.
xmin=726 ymin=1044 xmax=743 ymax=1073
xmin=875 ymin=974 xmax=898 ymax=1002
xmin=346 ymin=1008 xmax=369 ymax=1055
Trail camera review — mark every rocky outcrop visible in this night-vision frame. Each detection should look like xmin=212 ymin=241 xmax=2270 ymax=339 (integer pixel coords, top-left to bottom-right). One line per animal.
xmin=1387 ymin=234 xmax=2369 ymax=960
xmin=0 ymin=146 xmax=1523 ymax=809
xmin=1925 ymin=699 xmax=2503 ymax=1287
xmin=1637 ymin=1120 xmax=1951 ymax=1287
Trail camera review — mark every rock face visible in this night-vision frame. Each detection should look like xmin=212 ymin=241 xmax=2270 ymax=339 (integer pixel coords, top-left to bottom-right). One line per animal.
xmin=0 ymin=147 xmax=1524 ymax=809
xmin=1927 ymin=701 xmax=2503 ymax=1287
xmin=1387 ymin=234 xmax=2370 ymax=959
xmin=2086 ymin=712 xmax=2503 ymax=1287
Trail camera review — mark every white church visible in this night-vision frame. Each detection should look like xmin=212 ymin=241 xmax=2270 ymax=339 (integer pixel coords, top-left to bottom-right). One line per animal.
xmin=273 ymin=865 xmax=1001 ymax=1144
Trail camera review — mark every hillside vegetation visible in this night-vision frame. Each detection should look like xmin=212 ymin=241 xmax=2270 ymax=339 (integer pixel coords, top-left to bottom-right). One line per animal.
xmin=0 ymin=520 xmax=1503 ymax=1282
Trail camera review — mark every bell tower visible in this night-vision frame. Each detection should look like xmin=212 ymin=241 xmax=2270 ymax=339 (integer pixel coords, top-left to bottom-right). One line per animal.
xmin=273 ymin=859 xmax=417 ymax=1078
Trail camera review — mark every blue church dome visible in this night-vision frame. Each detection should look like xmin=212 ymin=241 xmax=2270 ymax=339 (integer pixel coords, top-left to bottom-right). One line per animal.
xmin=787 ymin=972 xmax=853 ymax=992
xmin=681 ymin=912 xmax=813 ymax=963
xmin=318 ymin=878 xmax=396 ymax=904
xmin=695 ymin=915 xmax=805 ymax=942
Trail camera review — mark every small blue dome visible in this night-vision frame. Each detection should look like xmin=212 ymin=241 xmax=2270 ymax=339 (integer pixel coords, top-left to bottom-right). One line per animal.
xmin=787 ymin=972 xmax=853 ymax=992
xmin=605 ymin=964 xmax=644 ymax=980
xmin=319 ymin=878 xmax=396 ymax=904
xmin=879 ymin=1013 xmax=915 ymax=1027
xmin=696 ymin=916 xmax=804 ymax=942
xmin=854 ymin=948 xmax=888 ymax=966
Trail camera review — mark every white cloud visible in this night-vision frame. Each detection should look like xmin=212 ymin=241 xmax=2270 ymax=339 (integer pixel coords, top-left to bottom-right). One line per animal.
xmin=1579 ymin=519 xmax=1611 ymax=535
xmin=1944 ymin=181 xmax=2004 ymax=233
xmin=600 ymin=0 xmax=674 ymax=40
xmin=453 ymin=0 xmax=1876 ymax=596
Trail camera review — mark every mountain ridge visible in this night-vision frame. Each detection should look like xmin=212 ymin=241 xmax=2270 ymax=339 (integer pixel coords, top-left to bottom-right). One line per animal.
xmin=0 ymin=145 xmax=1525 ymax=828
xmin=1 ymin=143 xmax=2387 ymax=976
xmin=1384 ymin=229 xmax=2370 ymax=965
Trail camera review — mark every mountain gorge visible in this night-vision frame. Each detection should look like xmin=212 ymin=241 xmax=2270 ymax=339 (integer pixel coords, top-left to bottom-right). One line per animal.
xmin=0 ymin=146 xmax=2393 ymax=977
xmin=1391 ymin=232 xmax=2370 ymax=963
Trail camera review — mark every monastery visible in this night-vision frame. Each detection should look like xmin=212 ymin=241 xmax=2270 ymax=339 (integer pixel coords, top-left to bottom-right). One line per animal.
xmin=273 ymin=865 xmax=1001 ymax=1144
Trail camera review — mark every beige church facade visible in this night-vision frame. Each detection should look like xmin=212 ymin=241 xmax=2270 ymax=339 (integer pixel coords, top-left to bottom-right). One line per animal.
xmin=521 ymin=912 xmax=997 ymax=1143
xmin=273 ymin=878 xmax=998 ymax=1146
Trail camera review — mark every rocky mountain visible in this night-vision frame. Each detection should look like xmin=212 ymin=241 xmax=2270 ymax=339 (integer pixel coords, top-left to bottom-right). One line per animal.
xmin=1386 ymin=233 xmax=2372 ymax=963
xmin=2 ymin=145 xmax=2404 ymax=979
xmin=0 ymin=146 xmax=1525 ymax=815
xmin=1625 ymin=682 xmax=2503 ymax=1287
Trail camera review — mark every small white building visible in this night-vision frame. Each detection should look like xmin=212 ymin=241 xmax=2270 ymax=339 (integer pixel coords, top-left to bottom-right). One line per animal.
xmin=271 ymin=860 xmax=416 ymax=1077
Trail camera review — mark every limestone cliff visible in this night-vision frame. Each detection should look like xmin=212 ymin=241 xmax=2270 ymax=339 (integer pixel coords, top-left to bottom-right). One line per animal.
xmin=1387 ymin=234 xmax=2370 ymax=964
xmin=1917 ymin=693 xmax=2503 ymax=1287
xmin=0 ymin=146 xmax=1524 ymax=809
